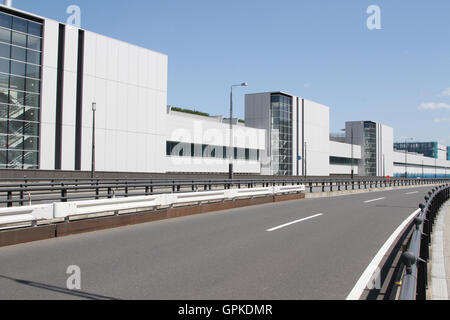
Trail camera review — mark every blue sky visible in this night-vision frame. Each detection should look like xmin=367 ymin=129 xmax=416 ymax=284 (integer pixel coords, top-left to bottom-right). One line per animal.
xmin=13 ymin=0 xmax=450 ymax=145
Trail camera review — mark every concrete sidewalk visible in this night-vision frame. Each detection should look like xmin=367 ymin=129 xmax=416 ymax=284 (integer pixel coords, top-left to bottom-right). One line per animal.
xmin=430 ymin=203 xmax=450 ymax=300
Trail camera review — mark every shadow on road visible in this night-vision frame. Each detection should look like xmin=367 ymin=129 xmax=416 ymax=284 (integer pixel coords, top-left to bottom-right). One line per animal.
xmin=0 ymin=275 xmax=120 ymax=300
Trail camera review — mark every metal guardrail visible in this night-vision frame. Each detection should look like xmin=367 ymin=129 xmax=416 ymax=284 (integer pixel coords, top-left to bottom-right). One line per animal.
xmin=0 ymin=185 xmax=305 ymax=229
xmin=1 ymin=177 xmax=449 ymax=207
xmin=397 ymin=183 xmax=450 ymax=300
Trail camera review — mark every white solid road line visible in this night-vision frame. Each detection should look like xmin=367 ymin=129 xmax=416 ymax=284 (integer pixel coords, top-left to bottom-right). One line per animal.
xmin=363 ymin=197 xmax=386 ymax=204
xmin=266 ymin=213 xmax=323 ymax=232
xmin=346 ymin=208 xmax=421 ymax=300
xmin=405 ymin=191 xmax=419 ymax=195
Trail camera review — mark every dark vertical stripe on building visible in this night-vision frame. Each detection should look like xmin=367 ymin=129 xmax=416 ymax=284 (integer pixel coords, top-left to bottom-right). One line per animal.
xmin=75 ymin=29 xmax=85 ymax=170
xmin=55 ymin=24 xmax=65 ymax=169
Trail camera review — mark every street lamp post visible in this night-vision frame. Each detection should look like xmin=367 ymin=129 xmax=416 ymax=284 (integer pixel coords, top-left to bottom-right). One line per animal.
xmin=350 ymin=127 xmax=354 ymax=180
xmin=91 ymin=102 xmax=96 ymax=180
xmin=229 ymin=83 xmax=248 ymax=180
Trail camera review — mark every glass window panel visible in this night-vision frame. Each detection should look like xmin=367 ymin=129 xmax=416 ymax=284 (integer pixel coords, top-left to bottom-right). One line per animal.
xmin=12 ymin=31 xmax=27 ymax=47
xmin=10 ymin=60 xmax=26 ymax=76
xmin=0 ymin=42 xmax=10 ymax=58
xmin=24 ymin=121 xmax=38 ymax=136
xmin=0 ymin=73 xmax=9 ymax=88
xmin=0 ymin=13 xmax=12 ymax=29
xmin=7 ymin=149 xmax=23 ymax=167
xmin=27 ymin=35 xmax=41 ymax=51
xmin=0 ymin=134 xmax=6 ymax=147
xmin=7 ymin=133 xmax=23 ymax=150
xmin=26 ymin=78 xmax=39 ymax=93
xmin=9 ymin=90 xmax=24 ymax=105
xmin=23 ymin=151 xmax=38 ymax=166
xmin=8 ymin=104 xmax=23 ymax=120
xmin=0 ymin=119 xmax=6 ymax=134
xmin=0 ymin=88 xmax=8 ymax=103
xmin=23 ymin=92 xmax=39 ymax=107
xmin=12 ymin=17 xmax=27 ymax=33
xmin=0 ymin=149 xmax=6 ymax=165
xmin=8 ymin=119 xmax=22 ymax=135
xmin=23 ymin=136 xmax=38 ymax=150
xmin=10 ymin=75 xmax=25 ymax=91
xmin=0 ymin=28 xmax=11 ymax=43
xmin=26 ymin=63 xmax=40 ymax=79
xmin=0 ymin=57 xmax=9 ymax=73
xmin=11 ymin=46 xmax=26 ymax=62
xmin=26 ymin=49 xmax=40 ymax=65
xmin=24 ymin=107 xmax=38 ymax=122
xmin=0 ymin=103 xmax=7 ymax=118
xmin=27 ymin=22 xmax=42 ymax=37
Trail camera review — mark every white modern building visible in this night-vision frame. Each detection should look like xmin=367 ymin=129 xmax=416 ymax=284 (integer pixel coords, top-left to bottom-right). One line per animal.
xmin=245 ymin=92 xmax=362 ymax=177
xmin=0 ymin=4 xmax=265 ymax=174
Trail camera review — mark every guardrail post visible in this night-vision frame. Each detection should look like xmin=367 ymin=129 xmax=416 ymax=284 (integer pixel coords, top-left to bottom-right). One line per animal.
xmin=330 ymin=182 xmax=333 ymax=192
xmin=19 ymin=184 xmax=24 ymax=206
xmin=108 ymin=187 xmax=113 ymax=199
xmin=61 ymin=183 xmax=67 ymax=202
xmin=7 ymin=191 xmax=12 ymax=207
xmin=95 ymin=180 xmax=99 ymax=200
xmin=309 ymin=182 xmax=313 ymax=193
xmin=322 ymin=182 xmax=325 ymax=192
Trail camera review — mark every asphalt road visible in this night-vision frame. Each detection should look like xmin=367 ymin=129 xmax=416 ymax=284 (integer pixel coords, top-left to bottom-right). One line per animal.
xmin=0 ymin=186 xmax=431 ymax=300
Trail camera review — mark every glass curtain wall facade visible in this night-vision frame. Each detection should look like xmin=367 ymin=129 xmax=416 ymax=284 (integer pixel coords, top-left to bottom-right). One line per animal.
xmin=270 ymin=94 xmax=292 ymax=175
xmin=394 ymin=142 xmax=439 ymax=159
xmin=0 ymin=11 xmax=42 ymax=169
xmin=363 ymin=122 xmax=377 ymax=176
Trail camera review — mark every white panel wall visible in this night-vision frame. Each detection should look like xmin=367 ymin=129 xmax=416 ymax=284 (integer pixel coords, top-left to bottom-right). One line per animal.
xmin=329 ymin=141 xmax=362 ymax=159
xmin=39 ymin=19 xmax=59 ymax=170
xmin=78 ymin=31 xmax=168 ymax=173
xmin=330 ymin=164 xmax=359 ymax=175
xmin=380 ymin=124 xmax=394 ymax=176
xmin=164 ymin=112 xmax=265 ymax=173
xmin=303 ymin=99 xmax=330 ymax=176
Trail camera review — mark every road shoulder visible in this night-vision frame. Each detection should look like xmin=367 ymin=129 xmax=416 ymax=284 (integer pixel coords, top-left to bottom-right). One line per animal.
xmin=430 ymin=202 xmax=450 ymax=300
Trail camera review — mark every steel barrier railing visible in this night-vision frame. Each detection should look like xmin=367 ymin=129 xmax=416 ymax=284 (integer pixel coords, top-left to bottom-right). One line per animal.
xmin=0 ymin=177 xmax=448 ymax=207
xmin=397 ymin=183 xmax=450 ymax=300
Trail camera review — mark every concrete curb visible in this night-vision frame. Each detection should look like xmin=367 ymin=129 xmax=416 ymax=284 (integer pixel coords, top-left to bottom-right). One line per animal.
xmin=430 ymin=203 xmax=449 ymax=300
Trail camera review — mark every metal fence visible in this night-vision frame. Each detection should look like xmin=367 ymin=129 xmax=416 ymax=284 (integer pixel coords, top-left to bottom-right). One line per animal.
xmin=1 ymin=177 xmax=449 ymax=207
xmin=396 ymin=183 xmax=450 ymax=300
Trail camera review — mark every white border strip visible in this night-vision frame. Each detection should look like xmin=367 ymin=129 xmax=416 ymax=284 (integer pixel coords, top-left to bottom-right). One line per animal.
xmin=346 ymin=208 xmax=421 ymax=300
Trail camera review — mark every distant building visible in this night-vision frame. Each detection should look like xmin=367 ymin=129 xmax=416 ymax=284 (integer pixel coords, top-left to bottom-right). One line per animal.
xmin=393 ymin=142 xmax=446 ymax=159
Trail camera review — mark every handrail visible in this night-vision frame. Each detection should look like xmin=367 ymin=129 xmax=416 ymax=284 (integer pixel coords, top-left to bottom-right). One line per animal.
xmin=1 ymin=176 xmax=449 ymax=208
xmin=398 ymin=183 xmax=450 ymax=300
